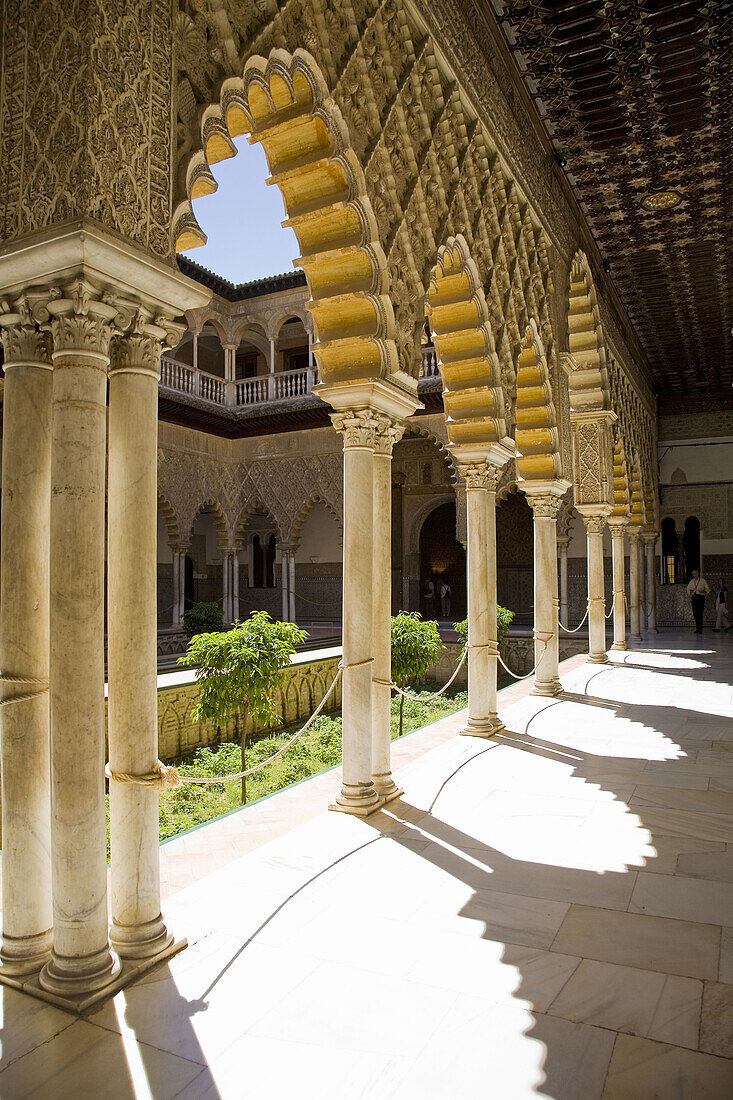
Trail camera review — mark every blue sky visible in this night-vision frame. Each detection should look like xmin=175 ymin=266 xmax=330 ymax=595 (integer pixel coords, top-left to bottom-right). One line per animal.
xmin=182 ymin=136 xmax=300 ymax=284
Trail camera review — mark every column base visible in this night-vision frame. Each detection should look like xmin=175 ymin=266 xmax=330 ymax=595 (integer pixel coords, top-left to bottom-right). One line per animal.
xmin=461 ymin=715 xmax=505 ymax=739
xmin=329 ymin=783 xmax=385 ymax=817
xmin=39 ymin=944 xmax=122 ymax=1000
xmin=372 ymin=774 xmax=404 ymax=803
xmin=610 ymin=642 xmax=628 ymax=651
xmin=1 ymin=935 xmax=186 ymax=1015
xmin=531 ymin=678 xmax=563 ymax=697
xmin=586 ymin=653 xmax=610 ymax=665
xmin=110 ymin=913 xmax=174 ymax=961
xmin=0 ymin=928 xmax=53 ymax=978
xmin=630 ymin=634 xmax=642 ymax=644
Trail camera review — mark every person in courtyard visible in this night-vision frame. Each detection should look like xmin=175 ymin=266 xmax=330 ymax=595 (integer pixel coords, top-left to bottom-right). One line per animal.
xmin=439 ymin=578 xmax=452 ymax=618
xmin=715 ymin=578 xmax=731 ymax=632
xmin=423 ymin=576 xmax=435 ymax=618
xmin=687 ymin=569 xmax=710 ymax=633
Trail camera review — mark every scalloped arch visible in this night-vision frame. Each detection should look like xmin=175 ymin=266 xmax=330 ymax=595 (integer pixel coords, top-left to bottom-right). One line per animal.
xmin=567 ymin=251 xmax=611 ymax=414
xmin=610 ymin=433 xmax=631 ymax=520
xmin=629 ymin=458 xmax=645 ymax=528
xmin=426 ymin=235 xmax=509 ymax=459
xmin=187 ymin=500 xmax=230 ymax=547
xmin=289 ymin=494 xmax=343 ymax=547
xmin=235 ymin=499 xmax=284 ymax=544
xmin=515 ymin=320 xmax=562 ymax=483
xmin=157 ymin=492 xmax=180 ymax=545
xmin=173 ymin=49 xmax=398 ymax=386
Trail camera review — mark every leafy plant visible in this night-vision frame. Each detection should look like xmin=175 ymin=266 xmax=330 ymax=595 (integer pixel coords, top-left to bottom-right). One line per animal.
xmin=390 ymin=612 xmax=444 ymax=738
xmin=453 ymin=604 xmax=514 ymax=648
xmin=182 ymin=601 xmax=223 ymax=638
xmin=179 ymin=611 xmax=308 ymax=800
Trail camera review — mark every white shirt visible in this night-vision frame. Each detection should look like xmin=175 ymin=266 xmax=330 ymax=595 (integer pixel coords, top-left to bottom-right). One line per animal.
xmin=687 ymin=577 xmax=710 ymax=596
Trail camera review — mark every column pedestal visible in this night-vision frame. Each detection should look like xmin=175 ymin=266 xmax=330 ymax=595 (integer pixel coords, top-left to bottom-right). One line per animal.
xmin=526 ymin=491 xmax=564 ymax=697
xmin=581 ymin=513 xmax=610 ymax=664
xmin=460 ymin=463 xmax=505 ymax=738
xmin=608 ymin=523 xmax=628 ymax=651
xmin=0 ymin=316 xmax=53 ymax=978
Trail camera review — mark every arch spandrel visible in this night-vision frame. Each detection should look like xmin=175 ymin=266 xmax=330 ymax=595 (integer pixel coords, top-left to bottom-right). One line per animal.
xmin=174 ymin=49 xmax=405 ymax=391
xmin=514 ymin=320 xmax=563 ymax=485
xmin=426 ymin=235 xmax=512 ymax=466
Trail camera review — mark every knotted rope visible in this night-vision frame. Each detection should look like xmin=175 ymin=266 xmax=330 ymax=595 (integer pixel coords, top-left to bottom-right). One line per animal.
xmin=106 ymin=662 xmax=345 ymax=791
xmin=0 ymin=673 xmax=49 ymax=706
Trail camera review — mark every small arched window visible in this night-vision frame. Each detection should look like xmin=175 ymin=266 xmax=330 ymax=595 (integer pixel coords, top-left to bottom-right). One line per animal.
xmin=661 ymin=517 xmax=679 ymax=584
xmin=683 ymin=516 xmax=701 ymax=582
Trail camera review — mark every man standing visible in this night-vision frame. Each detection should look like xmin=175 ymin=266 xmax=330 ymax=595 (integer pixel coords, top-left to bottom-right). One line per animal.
xmin=714 ymin=578 xmax=731 ymax=631
xmin=687 ymin=569 xmax=711 ymax=633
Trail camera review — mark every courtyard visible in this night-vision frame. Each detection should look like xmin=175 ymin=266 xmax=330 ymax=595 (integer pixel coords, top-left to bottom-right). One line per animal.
xmin=1 ymin=634 xmax=731 ymax=1099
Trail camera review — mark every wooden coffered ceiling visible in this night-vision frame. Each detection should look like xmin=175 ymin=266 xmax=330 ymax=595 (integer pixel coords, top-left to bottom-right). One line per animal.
xmin=489 ymin=0 xmax=732 ymax=399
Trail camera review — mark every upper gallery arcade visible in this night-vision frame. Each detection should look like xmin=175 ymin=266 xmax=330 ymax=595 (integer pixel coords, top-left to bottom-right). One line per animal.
xmin=0 ymin=0 xmax=658 ymax=1010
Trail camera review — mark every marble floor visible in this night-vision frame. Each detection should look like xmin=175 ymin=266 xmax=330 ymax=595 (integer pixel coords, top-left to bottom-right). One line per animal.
xmin=2 ymin=632 xmax=733 ymax=1098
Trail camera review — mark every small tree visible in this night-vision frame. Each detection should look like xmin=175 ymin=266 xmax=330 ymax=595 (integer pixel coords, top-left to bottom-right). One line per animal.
xmin=180 ymin=611 xmax=308 ymax=801
xmin=390 ymin=612 xmax=444 ymax=738
xmin=453 ymin=605 xmax=514 ymax=648
xmin=183 ymin=601 xmax=223 ymax=638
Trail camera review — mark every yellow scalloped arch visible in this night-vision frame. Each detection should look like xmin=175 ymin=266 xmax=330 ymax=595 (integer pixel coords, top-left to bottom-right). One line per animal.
xmin=567 ymin=251 xmax=611 ymax=414
xmin=611 ymin=434 xmax=631 ymax=520
xmin=515 ymin=321 xmax=562 ymax=482
xmin=173 ymin=49 xmax=397 ymax=385
xmin=426 ymin=235 xmax=509 ymax=459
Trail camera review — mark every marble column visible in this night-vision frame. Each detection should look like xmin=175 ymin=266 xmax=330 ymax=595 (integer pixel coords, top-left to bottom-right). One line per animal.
xmin=222 ymin=549 xmax=231 ymax=623
xmin=526 ymin=493 xmax=563 ymax=696
xmin=638 ymin=537 xmax=647 ymax=633
xmin=460 ymin=462 xmax=504 ymax=737
xmin=644 ymin=536 xmax=658 ymax=632
xmin=581 ymin=513 xmax=610 ymax=664
xmin=177 ymin=547 xmax=188 ymax=626
xmin=233 ymin=551 xmax=240 ymax=622
xmin=0 ymin=314 xmax=53 ymax=977
xmin=281 ymin=551 xmax=291 ymax=622
xmin=628 ymin=530 xmax=642 ymax=643
xmin=608 ymin=522 xmax=628 ymax=651
xmin=288 ymin=552 xmax=296 ymax=624
xmin=40 ymin=289 xmax=120 ymax=998
xmin=171 ymin=549 xmax=181 ymax=627
xmin=330 ymin=411 xmax=382 ymax=815
xmin=557 ymin=536 xmax=570 ymax=629
xmin=372 ymin=419 xmax=404 ymax=799
xmin=107 ymin=326 xmax=172 ymax=961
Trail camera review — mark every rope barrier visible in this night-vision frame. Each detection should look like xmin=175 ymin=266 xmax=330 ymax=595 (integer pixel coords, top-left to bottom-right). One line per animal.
xmin=388 ymin=646 xmax=468 ymax=702
xmin=496 ymin=634 xmax=551 ymax=681
xmin=0 ymin=673 xmax=49 ymax=706
xmin=107 ymin=662 xmax=345 ymax=791
xmin=558 ymin=603 xmax=590 ymax=634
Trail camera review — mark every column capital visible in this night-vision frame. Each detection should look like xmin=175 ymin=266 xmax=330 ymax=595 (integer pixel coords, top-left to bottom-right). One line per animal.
xmin=556 ymin=535 xmax=571 ymax=549
xmin=641 ymin=530 xmax=659 ymax=545
xmin=0 ymin=293 xmax=53 ymax=367
xmin=372 ymin=416 xmax=406 ymax=457
xmin=331 ymin=408 xmax=404 ymax=452
xmin=607 ymin=518 xmax=629 ymax=535
xmin=457 ymin=462 xmax=502 ymax=491
xmin=527 ymin=494 xmax=563 ymax=520
xmin=582 ymin=514 xmax=607 ymax=536
xmin=110 ymin=312 xmax=185 ymax=378
xmin=627 ymin=526 xmax=644 ymax=545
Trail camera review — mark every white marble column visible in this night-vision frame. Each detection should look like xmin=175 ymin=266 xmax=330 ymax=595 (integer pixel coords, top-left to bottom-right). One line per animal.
xmin=40 ymin=289 xmax=120 ymax=999
xmin=638 ymin=537 xmax=647 ymax=633
xmin=331 ymin=411 xmax=382 ymax=815
xmin=644 ymin=536 xmax=658 ymax=632
xmin=107 ymin=326 xmax=172 ymax=961
xmin=526 ymin=493 xmax=563 ymax=696
xmin=177 ymin=547 xmax=188 ymax=626
xmin=222 ymin=549 xmax=231 ymax=624
xmin=460 ymin=463 xmax=505 ymax=737
xmin=281 ymin=551 xmax=291 ymax=622
xmin=288 ymin=552 xmax=296 ymax=623
xmin=608 ymin=522 xmax=628 ymax=651
xmin=628 ymin=530 xmax=642 ymax=643
xmin=557 ymin=536 xmax=570 ymax=629
xmin=233 ymin=551 xmax=240 ymax=622
xmin=0 ymin=314 xmax=53 ymax=977
xmin=581 ymin=513 xmax=610 ymax=664
xmin=372 ymin=419 xmax=404 ymax=799
xmin=171 ymin=549 xmax=181 ymax=627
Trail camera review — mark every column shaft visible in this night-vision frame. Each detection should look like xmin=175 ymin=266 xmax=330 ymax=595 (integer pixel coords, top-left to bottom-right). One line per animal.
xmin=0 ymin=326 xmax=53 ymax=976
xmin=609 ymin=526 xmax=628 ymax=651
xmin=233 ymin=552 xmax=240 ymax=622
xmin=372 ymin=441 xmax=401 ymax=797
xmin=288 ymin=553 xmax=296 ymax=624
xmin=583 ymin=516 xmax=610 ymax=664
xmin=645 ymin=540 xmax=658 ymax=632
xmin=107 ymin=335 xmax=171 ymax=960
xmin=558 ymin=541 xmax=569 ymax=628
xmin=222 ymin=550 xmax=231 ymax=624
xmin=41 ymin=310 xmax=119 ymax=997
xmin=331 ymin=414 xmax=381 ymax=815
xmin=528 ymin=496 xmax=562 ymax=696
xmin=629 ymin=534 xmax=642 ymax=642
xmin=172 ymin=551 xmax=181 ymax=627
xmin=461 ymin=465 xmax=503 ymax=737
xmin=638 ymin=539 xmax=647 ymax=631
xmin=281 ymin=552 xmax=290 ymax=622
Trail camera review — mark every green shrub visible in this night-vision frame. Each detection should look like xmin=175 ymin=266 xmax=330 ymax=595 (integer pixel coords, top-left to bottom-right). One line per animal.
xmin=182 ymin=601 xmax=223 ymax=638
xmin=453 ymin=605 xmax=514 ymax=647
xmin=391 ymin=611 xmax=444 ymax=737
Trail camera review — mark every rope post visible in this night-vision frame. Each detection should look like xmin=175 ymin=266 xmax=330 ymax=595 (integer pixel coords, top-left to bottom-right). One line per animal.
xmin=580 ymin=512 xmax=611 ymax=665
xmin=525 ymin=490 xmax=565 ymax=697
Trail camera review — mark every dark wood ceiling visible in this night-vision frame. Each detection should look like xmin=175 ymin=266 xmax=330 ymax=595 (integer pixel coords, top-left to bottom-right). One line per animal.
xmin=490 ymin=0 xmax=732 ymax=398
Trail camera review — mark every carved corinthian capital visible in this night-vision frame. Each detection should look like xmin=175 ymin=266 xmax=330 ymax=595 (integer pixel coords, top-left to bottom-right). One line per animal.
xmin=331 ymin=409 xmax=384 ymax=450
xmin=372 ymin=417 xmax=406 ymax=457
xmin=583 ymin=515 xmax=607 ymax=536
xmin=46 ymin=279 xmax=120 ymax=360
xmin=527 ymin=494 xmax=563 ymax=520
xmin=458 ymin=462 xmax=503 ymax=491
xmin=0 ymin=294 xmax=53 ymax=366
